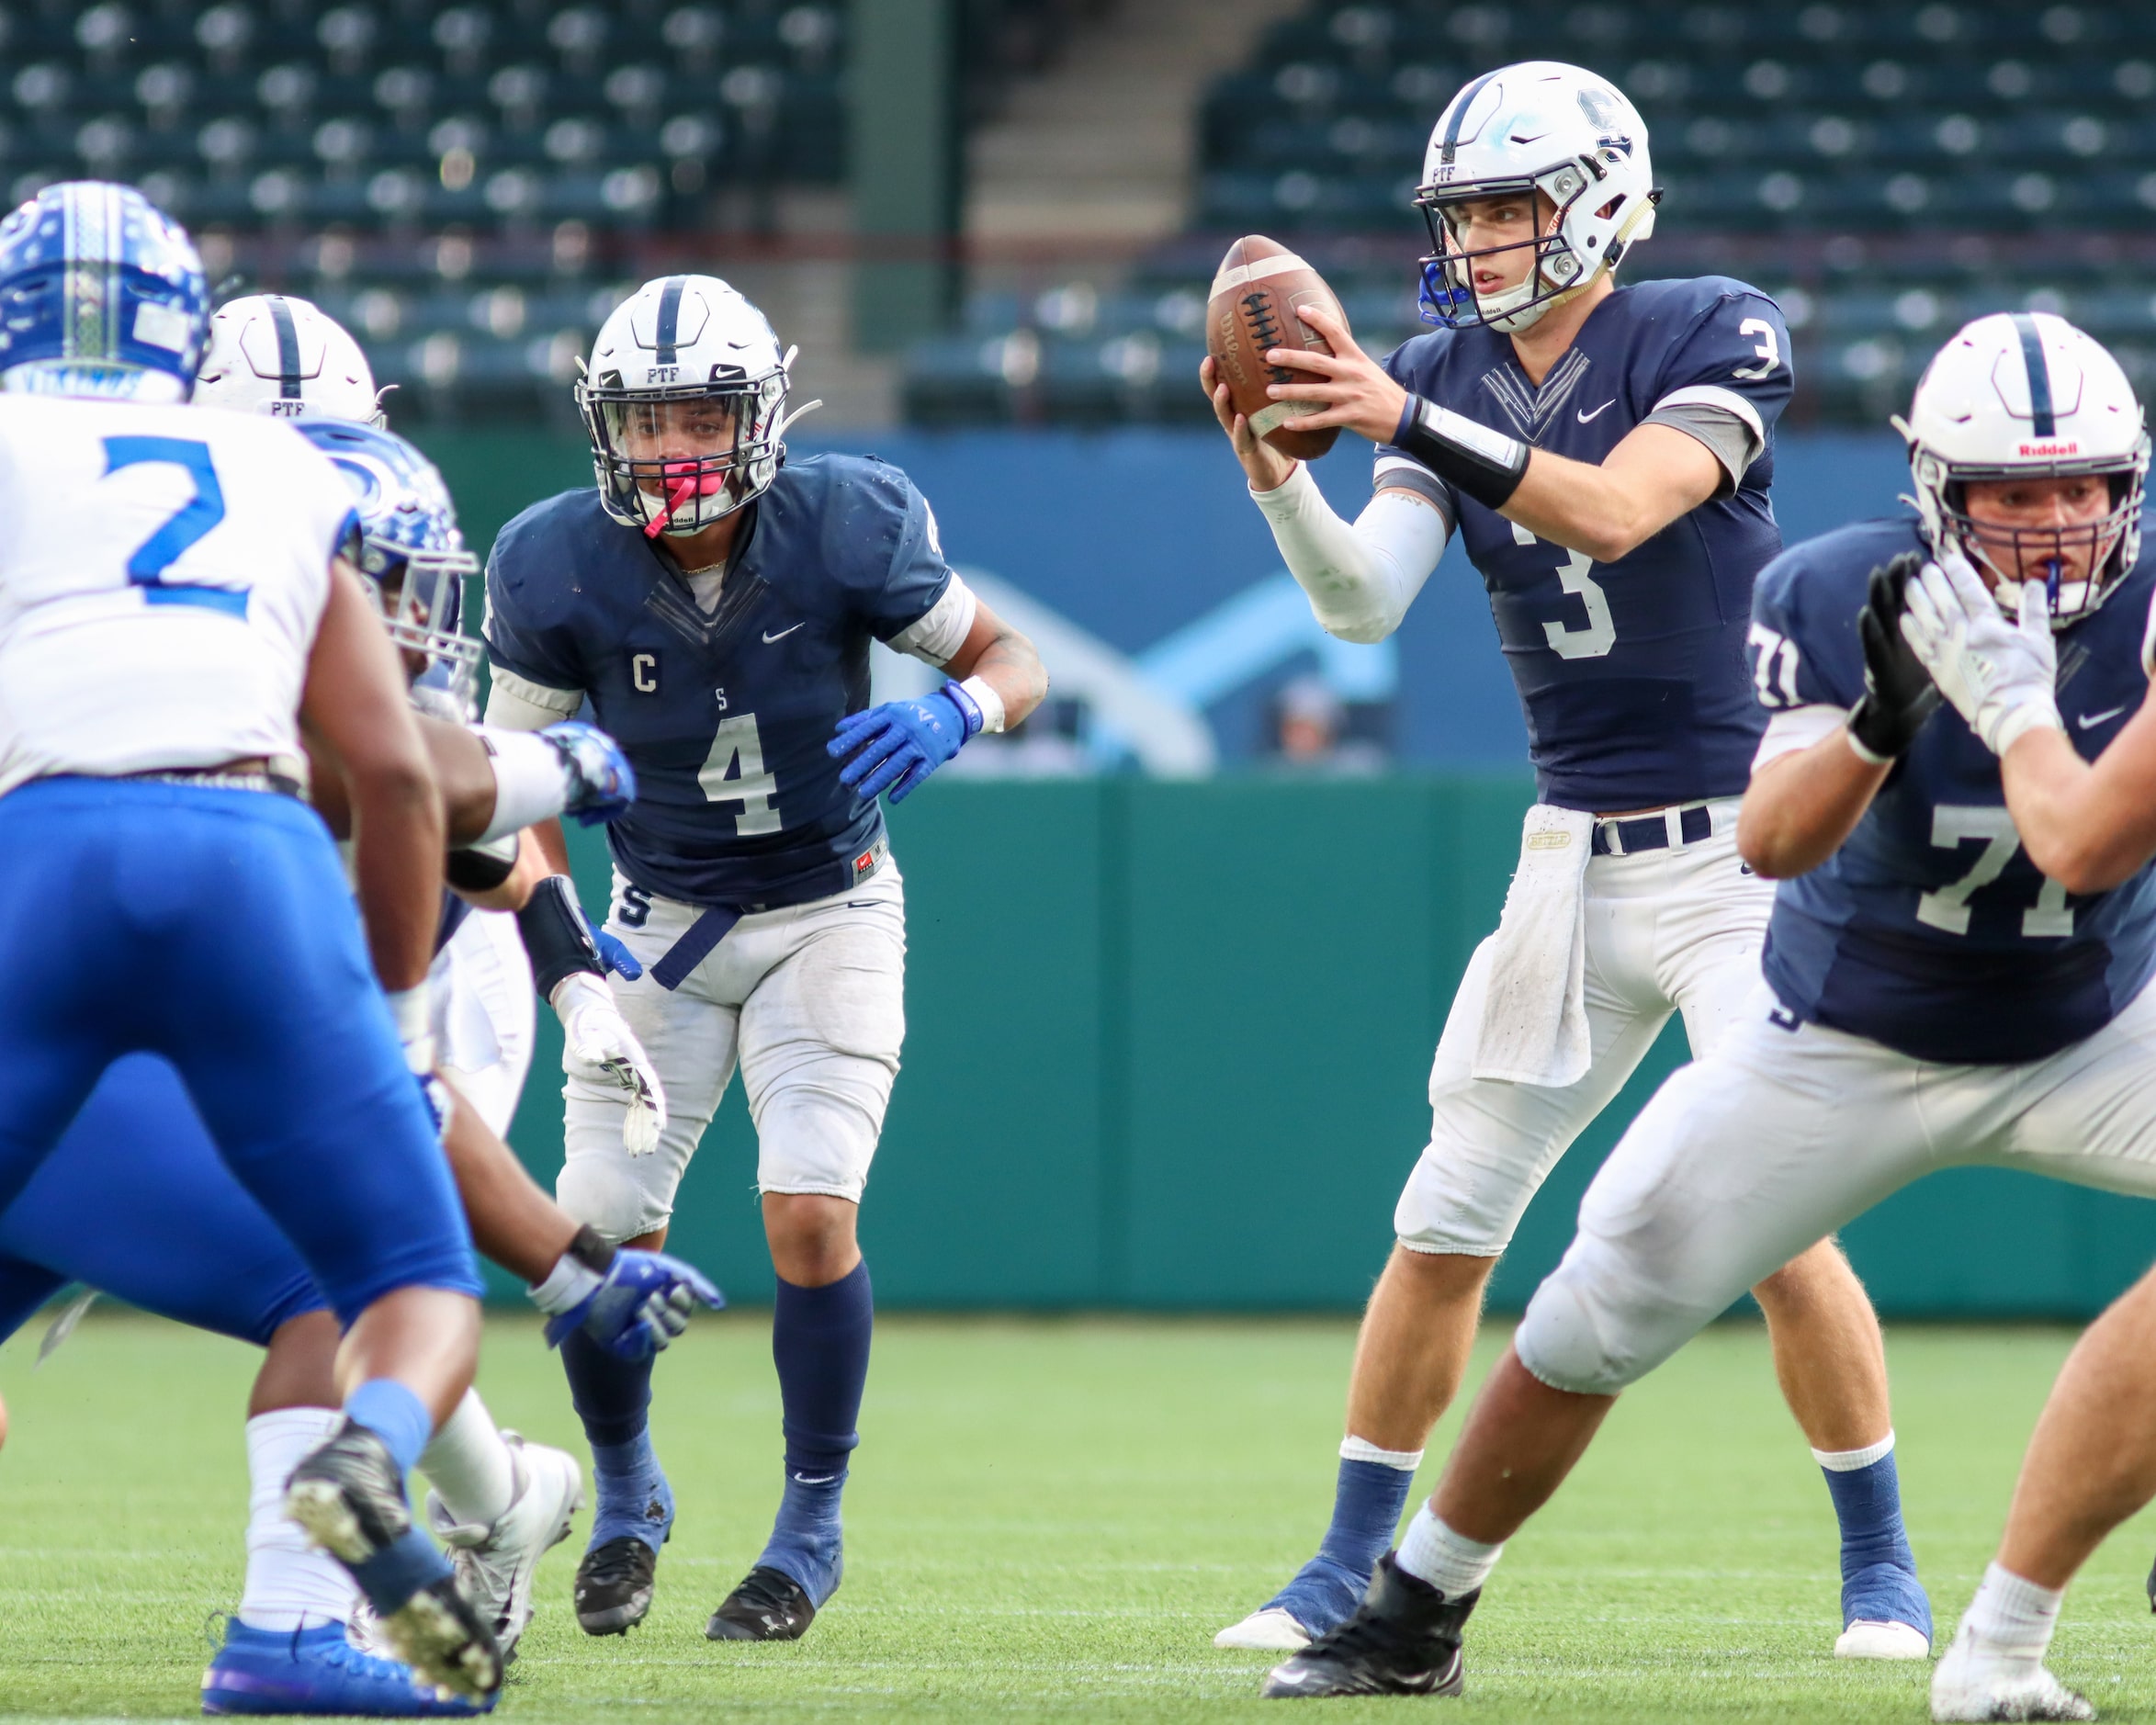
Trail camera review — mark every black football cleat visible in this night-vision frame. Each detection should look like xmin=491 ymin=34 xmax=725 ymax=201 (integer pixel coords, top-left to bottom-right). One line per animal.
xmin=283 ymin=1419 xmax=502 ymax=1701
xmin=705 ymin=1566 xmax=818 ymax=1641
xmin=575 ymin=1536 xmax=660 ymax=1636
xmin=1259 ymin=1553 xmax=1477 ymax=1698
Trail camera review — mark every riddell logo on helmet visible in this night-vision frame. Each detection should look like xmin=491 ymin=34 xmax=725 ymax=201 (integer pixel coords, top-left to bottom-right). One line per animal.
xmin=2019 ymin=439 xmax=2080 ymax=457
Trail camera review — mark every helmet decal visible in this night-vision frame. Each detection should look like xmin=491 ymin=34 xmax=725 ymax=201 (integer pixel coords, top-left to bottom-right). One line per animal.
xmin=653 ymin=275 xmax=686 ymax=365
xmin=2011 ymin=312 xmax=2056 ymax=437
xmin=266 ymin=295 xmax=304 ymax=402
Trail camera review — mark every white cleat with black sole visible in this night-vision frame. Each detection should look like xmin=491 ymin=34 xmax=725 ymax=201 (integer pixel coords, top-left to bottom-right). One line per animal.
xmin=427 ymin=1433 xmax=585 ymax=1663
xmin=1215 ymin=1607 xmax=1314 ymax=1652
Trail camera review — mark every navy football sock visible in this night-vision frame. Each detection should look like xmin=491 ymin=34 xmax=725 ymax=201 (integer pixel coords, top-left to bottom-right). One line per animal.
xmin=1262 ymin=1458 xmax=1416 ymax=1633
xmin=562 ymin=1330 xmax=671 ymax=1550
xmin=756 ymin=1261 xmax=873 ymax=1603
xmin=1821 ymin=1443 xmax=1931 ymax=1636
xmin=1318 ymin=1457 xmax=1417 ymax=1576
xmin=561 ymin=1327 xmax=654 ymax=1448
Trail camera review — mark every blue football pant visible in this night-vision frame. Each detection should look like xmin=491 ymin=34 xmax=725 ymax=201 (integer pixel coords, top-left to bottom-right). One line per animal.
xmin=0 ymin=1054 xmax=324 ymax=1347
xmin=0 ymin=778 xmax=479 ymax=1325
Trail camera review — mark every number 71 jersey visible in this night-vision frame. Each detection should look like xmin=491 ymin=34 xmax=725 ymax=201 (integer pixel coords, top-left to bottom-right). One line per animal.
xmin=1750 ymin=515 xmax=2156 ymax=1065
xmin=0 ymin=394 xmax=356 ymax=796
xmin=1377 ymin=275 xmax=1792 ymax=813
xmin=483 ymin=452 xmax=953 ymax=909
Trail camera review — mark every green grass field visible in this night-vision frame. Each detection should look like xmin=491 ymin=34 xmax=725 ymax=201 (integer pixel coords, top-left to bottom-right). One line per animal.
xmin=3 ymin=1312 xmax=2154 ymax=1723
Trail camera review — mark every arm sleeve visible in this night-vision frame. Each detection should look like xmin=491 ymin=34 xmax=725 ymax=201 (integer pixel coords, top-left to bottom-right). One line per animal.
xmin=1645 ymin=289 xmax=1795 ymax=497
xmin=1250 ymin=461 xmax=1450 ymax=645
xmin=483 ymin=670 xmax=582 ymax=731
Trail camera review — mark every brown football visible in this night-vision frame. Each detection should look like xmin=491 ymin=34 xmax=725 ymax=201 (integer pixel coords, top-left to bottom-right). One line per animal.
xmin=1206 ymin=234 xmax=1348 ymax=461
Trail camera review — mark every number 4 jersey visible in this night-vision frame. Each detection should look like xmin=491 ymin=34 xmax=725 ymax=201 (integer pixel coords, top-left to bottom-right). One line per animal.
xmin=483 ymin=453 xmax=956 ymax=908
xmin=1378 ymin=276 xmax=1793 ymax=812
xmin=1750 ymin=515 xmax=2156 ymax=1064
xmin=0 ymin=395 xmax=356 ymax=796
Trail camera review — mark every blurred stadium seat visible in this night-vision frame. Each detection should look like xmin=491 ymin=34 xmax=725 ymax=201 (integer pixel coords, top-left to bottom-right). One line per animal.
xmin=904 ymin=0 xmax=2156 ymax=427
xmin=0 ymin=0 xmax=1095 ymax=418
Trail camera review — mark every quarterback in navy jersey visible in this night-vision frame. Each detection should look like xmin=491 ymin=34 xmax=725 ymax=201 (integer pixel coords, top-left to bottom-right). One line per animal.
xmin=1204 ymin=62 xmax=1912 ymax=1663
xmin=1263 ymin=316 xmax=2156 ymax=1720
xmin=482 ymin=274 xmax=1045 ymax=1644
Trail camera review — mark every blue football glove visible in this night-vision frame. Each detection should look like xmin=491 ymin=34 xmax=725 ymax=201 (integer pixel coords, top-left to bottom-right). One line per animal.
xmin=540 ymin=1246 xmax=725 ymax=1362
xmin=540 ymin=719 xmax=638 ymax=826
xmin=826 ymin=682 xmax=983 ymax=803
xmin=594 ymin=929 xmax=643 ymax=981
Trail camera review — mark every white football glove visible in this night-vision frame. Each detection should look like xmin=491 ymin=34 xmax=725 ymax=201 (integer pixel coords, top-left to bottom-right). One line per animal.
xmin=1898 ymin=551 xmax=2064 ymax=756
xmin=552 ymin=972 xmax=667 ymax=1156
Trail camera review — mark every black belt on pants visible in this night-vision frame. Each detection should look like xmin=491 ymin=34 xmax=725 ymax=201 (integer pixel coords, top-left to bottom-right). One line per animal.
xmin=1590 ymin=804 xmax=1715 ymax=857
xmin=647 ymin=837 xmax=889 ymax=990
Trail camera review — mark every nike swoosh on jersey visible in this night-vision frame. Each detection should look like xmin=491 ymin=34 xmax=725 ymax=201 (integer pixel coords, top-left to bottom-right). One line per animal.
xmin=2078 ymin=705 xmax=2129 ymax=728
xmin=1576 ymin=400 xmax=1616 ymax=423
xmin=762 ymin=622 xmax=806 ymax=643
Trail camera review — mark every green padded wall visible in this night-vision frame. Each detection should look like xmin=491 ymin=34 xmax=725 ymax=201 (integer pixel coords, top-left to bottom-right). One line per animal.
xmin=494 ymin=778 xmax=2156 ymax=1318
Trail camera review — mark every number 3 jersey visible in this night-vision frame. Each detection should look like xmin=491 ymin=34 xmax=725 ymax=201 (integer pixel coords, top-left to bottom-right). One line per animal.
xmin=1378 ymin=276 xmax=1793 ymax=812
xmin=483 ymin=452 xmax=954 ymax=908
xmin=0 ymin=395 xmax=356 ymax=796
xmin=1749 ymin=516 xmax=2156 ymax=1064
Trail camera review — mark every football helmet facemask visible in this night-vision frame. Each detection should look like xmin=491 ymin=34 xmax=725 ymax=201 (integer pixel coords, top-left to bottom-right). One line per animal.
xmin=577 ymin=274 xmax=818 ymax=537
xmin=1413 ymin=62 xmax=1660 ymax=334
xmin=299 ymin=419 xmax=483 ymax=708
xmin=1896 ymin=311 xmax=2150 ymax=626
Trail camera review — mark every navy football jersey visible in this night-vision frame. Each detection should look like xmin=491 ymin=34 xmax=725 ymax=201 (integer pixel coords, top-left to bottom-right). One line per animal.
xmin=1751 ymin=516 xmax=2156 ymax=1064
xmin=484 ymin=454 xmax=952 ymax=908
xmin=1379 ymin=276 xmax=1792 ymax=811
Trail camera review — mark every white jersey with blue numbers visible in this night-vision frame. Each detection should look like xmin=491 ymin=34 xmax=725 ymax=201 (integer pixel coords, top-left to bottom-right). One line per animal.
xmin=1379 ymin=276 xmax=1793 ymax=811
xmin=0 ymin=396 xmax=356 ymax=796
xmin=1750 ymin=516 xmax=2156 ymax=1064
xmin=483 ymin=452 xmax=954 ymax=908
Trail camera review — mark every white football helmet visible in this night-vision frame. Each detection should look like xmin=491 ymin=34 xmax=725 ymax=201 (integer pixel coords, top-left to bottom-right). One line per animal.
xmin=577 ymin=274 xmax=816 ymax=536
xmin=1414 ymin=62 xmax=1659 ymax=333
xmin=1896 ymin=311 xmax=2150 ymax=626
xmin=195 ymin=293 xmax=384 ymax=422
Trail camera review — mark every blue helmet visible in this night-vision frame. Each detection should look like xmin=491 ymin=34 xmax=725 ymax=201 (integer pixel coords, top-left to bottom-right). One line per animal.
xmin=297 ymin=419 xmax=483 ymax=711
xmin=0 ymin=181 xmax=208 ymax=402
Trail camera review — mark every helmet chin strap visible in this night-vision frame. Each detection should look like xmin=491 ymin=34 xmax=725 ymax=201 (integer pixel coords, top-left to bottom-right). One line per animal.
xmin=1473 ymin=184 xmax=1654 ymax=334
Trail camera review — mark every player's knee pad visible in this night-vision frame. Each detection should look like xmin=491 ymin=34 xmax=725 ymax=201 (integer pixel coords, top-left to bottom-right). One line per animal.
xmin=747 ymin=1066 xmax=888 ymax=1199
xmin=559 ymin=1083 xmax=695 ymax=1242
xmin=1513 ymin=1240 xmax=1718 ymax=1396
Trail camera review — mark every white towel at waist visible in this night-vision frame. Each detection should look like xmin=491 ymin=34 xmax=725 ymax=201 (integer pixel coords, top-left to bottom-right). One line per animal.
xmin=1470 ymin=803 xmax=1594 ymax=1088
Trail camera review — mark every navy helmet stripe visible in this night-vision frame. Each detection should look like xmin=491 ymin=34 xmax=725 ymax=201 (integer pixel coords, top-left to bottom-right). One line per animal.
xmin=654 ymin=276 xmax=686 ymax=365
xmin=266 ymin=296 xmax=303 ymax=399
xmin=2011 ymin=312 xmax=2056 ymax=438
xmin=1440 ymin=71 xmax=1502 ymax=165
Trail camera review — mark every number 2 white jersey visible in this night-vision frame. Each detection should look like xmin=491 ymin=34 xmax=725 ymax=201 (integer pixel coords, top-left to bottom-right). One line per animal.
xmin=0 ymin=395 xmax=356 ymax=796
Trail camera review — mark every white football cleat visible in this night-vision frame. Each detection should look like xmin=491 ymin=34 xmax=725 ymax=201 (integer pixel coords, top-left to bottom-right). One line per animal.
xmin=1838 ymin=1618 xmax=1933 ymax=1661
xmin=426 ymin=1433 xmax=584 ymax=1662
xmin=1931 ymin=1622 xmax=2094 ymax=1722
xmin=1214 ymin=1606 xmax=1313 ymax=1652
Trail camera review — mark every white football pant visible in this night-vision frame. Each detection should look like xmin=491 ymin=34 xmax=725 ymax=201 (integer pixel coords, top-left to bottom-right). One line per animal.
xmin=434 ymin=907 xmax=536 ymax=1140
xmin=1395 ymin=801 xmax=1771 ymax=1254
xmin=558 ymin=864 xmax=907 ymax=1244
xmin=1518 ymin=974 xmax=2156 ymax=1396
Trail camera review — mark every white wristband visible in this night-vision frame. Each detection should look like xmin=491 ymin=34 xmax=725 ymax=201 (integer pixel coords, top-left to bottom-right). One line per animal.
xmin=1992 ymin=696 xmax=2065 ymax=757
xmin=528 ymin=1249 xmax=604 ymax=1316
xmin=958 ymin=674 xmax=1006 ymax=735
